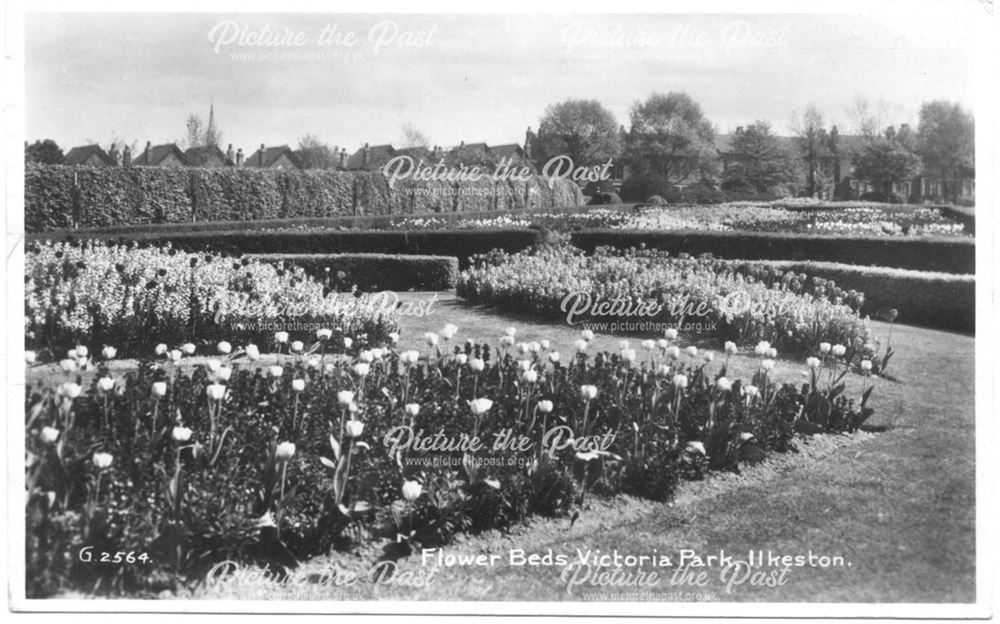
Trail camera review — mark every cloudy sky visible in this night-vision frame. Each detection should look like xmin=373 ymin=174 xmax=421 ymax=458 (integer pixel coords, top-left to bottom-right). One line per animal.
xmin=24 ymin=10 xmax=981 ymax=153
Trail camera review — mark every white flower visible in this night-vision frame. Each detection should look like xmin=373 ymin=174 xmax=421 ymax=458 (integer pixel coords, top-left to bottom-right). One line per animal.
xmin=151 ymin=381 xmax=167 ymax=398
xmin=245 ymin=344 xmax=260 ymax=361
xmin=504 ymin=327 xmax=517 ymax=337
xmin=517 ymin=342 xmax=530 ymax=355
xmin=716 ymin=377 xmax=732 ymax=392
xmin=305 ymin=356 xmax=320 ymax=369
xmin=753 ymin=341 xmax=770 ymax=356
xmin=39 ymin=426 xmax=60 ymax=444
xmin=574 ymin=339 xmax=589 ymax=351
xmin=101 ymin=346 xmax=118 ymax=360
xmin=400 ymin=350 xmax=420 ymax=365
xmin=819 ymin=342 xmax=832 ymax=354
xmin=168 ymin=349 xmax=182 ymax=362
xmin=618 ymin=340 xmax=630 ymax=351
xmin=761 ymin=359 xmax=775 ymax=371
xmin=268 ymin=365 xmax=284 ymax=378
xmin=291 ymin=378 xmax=306 ymax=392
xmin=664 ymin=328 xmax=678 ymax=341
xmin=529 ymin=341 xmax=542 ymax=353
xmin=405 ymin=403 xmax=421 ymax=417
xmin=290 ymin=340 xmax=304 ymax=353
xmin=359 ymin=350 xmax=375 ymax=363
xmin=500 ymin=335 xmax=516 ymax=347
xmin=216 ymin=366 xmax=233 ymax=382
xmin=206 ymin=359 xmax=221 ymax=373
xmin=441 ymin=323 xmax=458 ymax=340
xmin=831 ymin=344 xmax=847 ymax=357
xmin=666 ymin=346 xmax=680 ymax=360
xmin=59 ymin=382 xmax=82 ymax=399
xmin=155 ymin=343 xmax=168 ymax=356
xmin=522 ymin=370 xmax=538 ymax=384
xmin=806 ymin=357 xmax=822 ymax=369
xmin=656 ymin=338 xmax=669 ymax=350
xmin=724 ymin=341 xmax=738 ymax=355
xmin=548 ymin=351 xmax=561 ymax=364
xmin=316 ymin=328 xmax=333 ymax=340
xmin=59 ymin=359 xmax=77 ymax=373
xmin=337 ymin=390 xmax=355 ymax=405
xmin=97 ymin=377 xmax=115 ymax=392
xmin=454 ymin=353 xmax=468 ymax=366
xmin=686 ymin=441 xmax=706 ymax=455
xmin=703 ymin=351 xmax=715 ymax=363
xmin=744 ymin=385 xmax=760 ymax=398
xmin=92 ymin=452 xmax=114 ymax=470
xmin=656 ymin=364 xmax=671 ymax=376
xmin=217 ymin=341 xmax=232 ymax=355
xmin=422 ymin=332 xmax=440 ymax=347
xmin=685 ymin=346 xmax=698 ymax=358
xmin=206 ymin=383 xmax=226 ymax=401
xmin=740 ymin=432 xmax=755 ymax=442
xmin=642 ymin=339 xmax=656 ymax=351
xmin=860 ymin=360 xmax=873 ymax=372
xmin=469 ymin=398 xmax=494 ymax=415
xmin=464 ymin=357 xmax=484 ymax=373
xmin=540 ymin=339 xmax=551 ymax=350
xmin=71 ymin=345 xmax=86 ymax=358
xmin=401 ymin=480 xmax=423 ymax=502
xmin=517 ymin=359 xmax=532 ymax=372
xmin=621 ymin=348 xmax=637 ymax=363
xmin=352 ymin=363 xmax=370 ymax=377
xmin=172 ymin=426 xmax=193 ymax=442
xmin=344 ymin=419 xmax=365 ymax=438
xmin=537 ymin=400 xmax=554 ymax=413
xmin=388 ymin=332 xmax=400 ymax=344
xmin=580 ymin=385 xmax=598 ymax=400
xmin=766 ymin=348 xmax=778 ymax=359
xmin=181 ymin=343 xmax=196 ymax=355
xmin=274 ymin=442 xmax=296 ymax=462
xmin=274 ymin=331 xmax=289 ymax=344
xmin=343 ymin=337 xmax=353 ymax=349
xmin=25 ymin=350 xmax=37 ymax=365
xmin=581 ymin=329 xmax=595 ymax=341
xmin=672 ymin=374 xmax=688 ymax=389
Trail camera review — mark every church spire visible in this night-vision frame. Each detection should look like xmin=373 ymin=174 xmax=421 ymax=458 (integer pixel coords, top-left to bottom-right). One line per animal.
xmin=205 ymin=99 xmax=219 ymax=147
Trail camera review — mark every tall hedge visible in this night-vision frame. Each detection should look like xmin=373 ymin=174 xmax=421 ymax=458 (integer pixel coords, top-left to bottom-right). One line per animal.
xmin=570 ymin=229 xmax=976 ymax=274
xmin=24 ymin=164 xmax=585 ymax=232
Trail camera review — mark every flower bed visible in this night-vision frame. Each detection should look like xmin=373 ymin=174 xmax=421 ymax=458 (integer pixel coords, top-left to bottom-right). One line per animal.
xmin=457 ymin=245 xmax=872 ymax=356
xmin=25 ymin=326 xmax=879 ymax=596
xmin=25 ymin=241 xmax=399 ymax=358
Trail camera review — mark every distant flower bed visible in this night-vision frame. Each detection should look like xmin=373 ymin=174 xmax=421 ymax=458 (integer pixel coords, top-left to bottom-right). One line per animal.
xmin=457 ymin=245 xmax=873 ymax=356
xmin=25 ymin=241 xmax=398 ymax=358
xmin=25 ymin=326 xmax=879 ymax=596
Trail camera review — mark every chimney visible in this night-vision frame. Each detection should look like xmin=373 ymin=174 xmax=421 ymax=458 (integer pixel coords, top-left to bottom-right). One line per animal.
xmin=236 ymin=148 xmax=244 ymax=166
xmin=226 ymin=143 xmax=234 ymax=163
xmin=144 ymin=141 xmax=152 ymax=165
xmin=362 ymin=143 xmax=370 ymax=167
xmin=258 ymin=143 xmax=266 ymax=167
xmin=339 ymin=148 xmax=347 ymax=169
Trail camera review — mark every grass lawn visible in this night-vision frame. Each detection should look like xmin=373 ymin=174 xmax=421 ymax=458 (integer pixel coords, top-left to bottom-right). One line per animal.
xmin=181 ymin=293 xmax=976 ymax=603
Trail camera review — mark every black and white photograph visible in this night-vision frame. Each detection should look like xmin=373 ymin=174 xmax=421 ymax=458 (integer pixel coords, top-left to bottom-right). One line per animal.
xmin=5 ymin=0 xmax=993 ymax=617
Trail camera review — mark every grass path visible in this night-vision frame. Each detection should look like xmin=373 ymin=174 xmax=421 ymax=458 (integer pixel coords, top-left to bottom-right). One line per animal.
xmin=188 ymin=294 xmax=976 ymax=603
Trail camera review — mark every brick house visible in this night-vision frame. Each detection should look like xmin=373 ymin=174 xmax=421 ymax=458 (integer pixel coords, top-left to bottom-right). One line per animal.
xmin=184 ymin=144 xmax=236 ymax=168
xmin=131 ymin=142 xmax=186 ymax=167
xmin=64 ymin=145 xmax=114 ymax=167
xmin=242 ymin=144 xmax=301 ymax=169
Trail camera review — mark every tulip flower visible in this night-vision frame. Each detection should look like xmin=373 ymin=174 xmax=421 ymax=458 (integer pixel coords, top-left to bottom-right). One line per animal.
xmin=400 ymin=350 xmax=420 ymax=365
xmin=716 ymin=377 xmax=732 ymax=392
xmin=359 ymin=350 xmax=375 ymax=363
xmin=274 ymin=442 xmax=296 ymax=462
xmin=441 ymin=323 xmax=458 ymax=340
xmin=517 ymin=342 xmax=530 ymax=355
xmin=59 ymin=382 xmax=82 ymax=399
xmin=423 ymin=332 xmax=439 ymax=347
xmin=268 ymin=365 xmax=284 ymax=378
xmin=345 ymin=419 xmax=365 ymax=438
xmin=468 ymin=358 xmax=486 ymax=372
xmin=529 ymin=341 xmax=541 ymax=353
xmin=245 ymin=344 xmax=260 ymax=361
xmin=540 ymin=339 xmax=551 ymax=350
xmin=101 ymin=346 xmax=117 ymax=359
xmin=97 ymin=377 xmax=115 ymax=392
xmin=181 ymin=343 xmax=196 ymax=355
xmin=656 ymin=364 xmax=671 ymax=376
xmin=206 ymin=384 xmax=226 ymax=401
xmin=761 ymin=359 xmax=775 ymax=371
xmin=469 ymin=398 xmax=494 ymax=415
xmin=574 ymin=339 xmax=588 ymax=351
xmin=500 ymin=335 xmax=516 ymax=347
xmin=275 ymin=331 xmax=289 ymax=344
xmin=806 ymin=357 xmax=822 ymax=369
xmin=59 ymin=359 xmax=77 ymax=373
xmin=405 ymin=403 xmax=421 ymax=417
xmin=343 ymin=337 xmax=353 ymax=349
xmin=656 ymin=339 xmax=669 ymax=350
xmin=685 ymin=346 xmax=698 ymax=358
xmin=455 ymin=353 xmax=468 ymax=366
xmin=672 ymin=374 xmax=688 ymax=389
xmin=66 ymin=348 xmax=77 ymax=359
xmin=522 ymin=370 xmax=538 ymax=384
xmin=517 ymin=359 xmax=532 ymax=372
xmin=352 ymin=363 xmax=370 ymax=377
xmin=39 ymin=426 xmax=60 ymax=444
xmin=664 ymin=328 xmax=678 ymax=341
xmin=860 ymin=360 xmax=873 ymax=372
xmin=155 ymin=344 xmax=168 ymax=356
xmin=25 ymin=351 xmax=37 ymax=365
xmin=581 ymin=329 xmax=595 ymax=341
xmin=753 ymin=341 xmax=770 ymax=356
xmin=172 ymin=426 xmax=193 ymax=443
xmin=548 ymin=351 xmax=561 ymax=364
xmin=206 ymin=360 xmax=221 ymax=373
xmin=819 ymin=342 xmax=832 ymax=354
xmin=290 ymin=340 xmax=304 ymax=353
xmin=831 ymin=344 xmax=846 ymax=357
xmin=401 ymin=480 xmax=423 ymax=502
xmin=666 ymin=346 xmax=680 ymax=360
xmin=92 ymin=452 xmax=114 ymax=470
xmin=686 ymin=441 xmax=706 ymax=455
xmin=740 ymin=432 xmax=755 ymax=442
xmin=388 ymin=332 xmax=400 ymax=344
xmin=703 ymin=351 xmax=715 ymax=363
xmin=580 ymin=385 xmax=598 ymax=401
xmin=151 ymin=381 xmax=168 ymax=398
xmin=216 ymin=366 xmax=233 ymax=382
xmin=766 ymin=348 xmax=778 ymax=359
xmin=317 ymin=328 xmax=333 ymax=340
xmin=642 ymin=339 xmax=656 ymax=351
xmin=291 ymin=379 xmax=306 ymax=392
xmin=724 ymin=341 xmax=738 ymax=355
xmin=217 ymin=341 xmax=232 ymax=355
xmin=504 ymin=327 xmax=517 ymax=337
xmin=621 ymin=348 xmax=637 ymax=363
xmin=337 ymin=390 xmax=355 ymax=405
xmin=744 ymin=385 xmax=760 ymax=398
xmin=75 ymin=346 xmax=89 ymax=358
xmin=537 ymin=400 xmax=554 ymax=413
xmin=168 ymin=349 xmax=183 ymax=362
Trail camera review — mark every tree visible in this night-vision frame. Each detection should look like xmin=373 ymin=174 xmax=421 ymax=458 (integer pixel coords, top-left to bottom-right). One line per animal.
xmin=400 ymin=123 xmax=431 ymax=149
xmin=537 ymin=99 xmax=622 ymax=167
xmin=853 ymin=124 xmax=922 ymax=198
xmin=624 ymin=92 xmax=717 ymax=186
xmin=790 ymin=105 xmax=832 ymax=197
xmin=25 ymin=139 xmax=65 ymax=165
xmin=295 ymin=135 xmax=340 ymax=170
xmin=185 ymin=114 xmax=204 ymax=149
xmin=721 ymin=121 xmax=801 ymax=194
xmin=915 ymin=100 xmax=974 ymax=203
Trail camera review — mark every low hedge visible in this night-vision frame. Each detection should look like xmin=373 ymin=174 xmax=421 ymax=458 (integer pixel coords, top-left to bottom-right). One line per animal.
xmin=729 ymin=260 xmax=974 ymax=334
xmin=25 ymin=164 xmax=585 ymax=232
xmin=247 ymin=253 xmax=459 ymax=292
xmin=29 ymin=228 xmax=545 ymax=270
xmin=570 ymin=229 xmax=975 ymax=274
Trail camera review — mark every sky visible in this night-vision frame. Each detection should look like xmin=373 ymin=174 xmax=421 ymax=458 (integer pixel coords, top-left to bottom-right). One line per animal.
xmin=24 ymin=10 xmax=981 ymax=153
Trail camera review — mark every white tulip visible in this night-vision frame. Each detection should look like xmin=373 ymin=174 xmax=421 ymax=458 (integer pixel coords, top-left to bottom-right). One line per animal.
xmin=664 ymin=328 xmax=678 ymax=341
xmin=274 ymin=441 xmax=296 ymax=461
xmin=216 ymin=366 xmax=233 ymax=382
xmin=92 ymin=452 xmax=114 ymax=470
xmin=151 ymin=381 xmax=167 ymax=398
xmin=716 ymin=377 xmax=732 ymax=392
xmin=39 ymin=426 xmax=60 ymax=444
xmin=401 ymin=480 xmax=423 ymax=502
xmin=469 ymin=358 xmax=485 ymax=372
xmin=97 ymin=377 xmax=115 ymax=392
xmin=155 ymin=344 xmax=168 ymax=356
xmin=672 ymin=374 xmax=688 ymax=389
xmin=337 ymin=390 xmax=355 ymax=405
xmin=290 ymin=340 xmax=304 ymax=353
xmin=537 ymin=400 xmax=554 ymax=413
xmin=819 ymin=342 xmax=832 ymax=354
xmin=206 ymin=384 xmax=226 ymax=401
xmin=455 ymin=353 xmax=468 ymax=366
xmin=25 ymin=350 xmax=37 ymax=365
xmin=352 ymin=363 xmax=370 ymax=377
xmin=469 ymin=398 xmax=494 ymax=415
xmin=580 ymin=385 xmax=598 ymax=400
xmin=761 ymin=359 xmax=775 ymax=371
xmin=345 ymin=419 xmax=365 ymax=438
xmin=172 ymin=426 xmax=193 ymax=442
xmin=441 ymin=323 xmax=458 ymax=340
xmin=217 ymin=341 xmax=232 ymax=355
xmin=245 ymin=344 xmax=260 ymax=361
xmin=181 ymin=343 xmax=196 ymax=355
xmin=274 ymin=331 xmax=289 ymax=344
xmin=268 ymin=365 xmax=284 ymax=378
xmin=581 ymin=329 xmax=595 ymax=341
xmin=831 ymin=344 xmax=847 ymax=357
xmin=291 ymin=379 xmax=306 ymax=392
xmin=522 ymin=370 xmax=538 ymax=384
xmin=316 ymin=328 xmax=333 ymax=340
xmin=405 ymin=403 xmax=421 ymax=417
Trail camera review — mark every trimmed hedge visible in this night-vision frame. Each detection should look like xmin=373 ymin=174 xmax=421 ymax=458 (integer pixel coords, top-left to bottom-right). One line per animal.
xmin=247 ymin=253 xmax=459 ymax=292
xmin=570 ymin=229 xmax=975 ymax=274
xmin=29 ymin=228 xmax=544 ymax=270
xmin=730 ymin=260 xmax=974 ymax=334
xmin=24 ymin=164 xmax=585 ymax=232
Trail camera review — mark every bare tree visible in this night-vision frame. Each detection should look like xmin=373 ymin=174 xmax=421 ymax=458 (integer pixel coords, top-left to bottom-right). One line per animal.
xmin=400 ymin=123 xmax=431 ymax=148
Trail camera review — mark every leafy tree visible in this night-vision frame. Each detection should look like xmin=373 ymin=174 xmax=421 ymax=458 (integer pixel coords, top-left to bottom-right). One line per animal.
xmin=853 ymin=124 xmax=922 ymax=198
xmin=295 ymin=135 xmax=340 ymax=170
xmin=721 ymin=121 xmax=801 ymax=194
xmin=400 ymin=123 xmax=431 ymax=149
xmin=915 ymin=100 xmax=974 ymax=202
xmin=624 ymin=92 xmax=716 ymax=186
xmin=790 ymin=105 xmax=832 ymax=197
xmin=25 ymin=139 xmax=64 ymax=165
xmin=537 ymin=99 xmax=622 ymax=167
xmin=185 ymin=114 xmax=204 ymax=149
